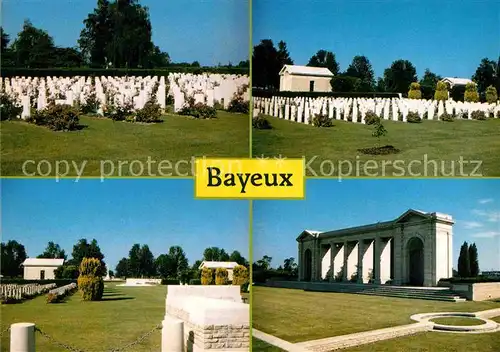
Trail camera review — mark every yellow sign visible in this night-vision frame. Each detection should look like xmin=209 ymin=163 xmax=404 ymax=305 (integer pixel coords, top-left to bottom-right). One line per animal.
xmin=194 ymin=158 xmax=305 ymax=199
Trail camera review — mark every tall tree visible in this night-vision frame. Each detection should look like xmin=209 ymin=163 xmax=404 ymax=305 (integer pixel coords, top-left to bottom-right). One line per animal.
xmin=457 ymin=241 xmax=471 ymax=277
xmin=229 ymin=250 xmax=248 ymax=266
xmin=11 ymin=20 xmax=56 ymax=68
xmin=115 ymin=257 xmax=130 ymax=277
xmin=37 ymin=241 xmax=67 ymax=260
xmin=345 ymin=55 xmax=375 ymax=91
xmin=79 ymin=0 xmax=157 ymax=68
xmin=419 ymin=68 xmax=442 ymax=99
xmin=128 ymin=243 xmax=142 ymax=277
xmin=252 ymin=39 xmax=279 ymax=89
xmin=472 ymin=57 xmax=500 ymax=97
xmin=307 ymin=50 xmax=339 ymax=75
xmin=155 ymin=246 xmax=189 ymax=280
xmin=71 ymin=238 xmax=106 ymax=276
xmin=276 ymin=40 xmax=293 ymax=68
xmin=469 ymin=242 xmax=479 ymax=277
xmin=1 ymin=240 xmax=27 ymax=277
xmin=138 ymin=244 xmax=155 ymax=277
xmin=1 ymin=27 xmax=9 ymax=51
xmin=254 ymin=255 xmax=272 ymax=271
xmin=383 ymin=59 xmax=417 ymax=94
xmin=203 ymin=247 xmax=230 ymax=262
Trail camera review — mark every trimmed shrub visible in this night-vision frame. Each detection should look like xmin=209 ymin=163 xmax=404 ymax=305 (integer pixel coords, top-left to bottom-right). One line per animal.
xmin=0 ymin=93 xmax=22 ymax=120
xmin=232 ymin=265 xmax=249 ymax=287
xmin=135 ymin=100 xmax=162 ymax=123
xmin=77 ymin=258 xmax=104 ymax=301
xmin=464 ymin=82 xmax=479 ymax=102
xmin=364 ymin=111 xmax=380 ymax=125
xmin=178 ymin=100 xmax=217 ymax=119
xmin=485 ymin=85 xmax=498 ymax=104
xmin=434 ymin=81 xmax=448 ymax=101
xmin=408 ymin=82 xmax=422 ymax=99
xmin=215 ymin=268 xmax=229 ymax=285
xmin=253 ymin=114 xmax=272 ymax=129
xmin=471 ymin=110 xmax=487 ymax=120
xmin=227 ymin=96 xmax=249 ymax=114
xmin=161 ymin=278 xmax=180 ymax=285
xmin=81 ymin=91 xmax=100 ymax=114
xmin=201 ymin=267 xmax=214 ymax=285
xmin=312 ymin=114 xmax=333 ymax=127
xmin=27 ymin=103 xmax=80 ymax=131
xmin=189 ymin=279 xmax=201 ymax=285
xmin=406 ymin=111 xmax=422 ymax=123
xmin=440 ymin=112 xmax=455 ymax=122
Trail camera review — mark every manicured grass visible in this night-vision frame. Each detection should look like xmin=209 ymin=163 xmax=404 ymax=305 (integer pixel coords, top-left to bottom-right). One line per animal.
xmin=1 ymin=111 xmax=249 ymax=177
xmin=341 ymin=316 xmax=500 ymax=352
xmin=252 ymin=117 xmax=500 ymax=177
xmin=430 ymin=316 xmax=486 ymax=326
xmin=0 ymin=283 xmax=167 ymax=351
xmin=252 ymin=287 xmax=500 ymax=343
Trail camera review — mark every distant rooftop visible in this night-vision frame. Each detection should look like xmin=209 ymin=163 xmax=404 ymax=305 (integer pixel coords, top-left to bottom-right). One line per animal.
xmin=198 ymin=261 xmax=239 ymax=270
xmin=279 ymin=65 xmax=334 ymax=77
xmin=22 ymin=258 xmax=64 ymax=266
xmin=441 ymin=77 xmax=473 ymax=86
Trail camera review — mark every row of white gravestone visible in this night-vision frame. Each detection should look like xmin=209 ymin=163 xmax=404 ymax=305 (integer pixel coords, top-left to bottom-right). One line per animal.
xmin=1 ymin=73 xmax=250 ymax=119
xmin=168 ymin=73 xmax=249 ymax=112
xmin=0 ymin=283 xmax=57 ymax=301
xmin=253 ymin=96 xmax=500 ymax=124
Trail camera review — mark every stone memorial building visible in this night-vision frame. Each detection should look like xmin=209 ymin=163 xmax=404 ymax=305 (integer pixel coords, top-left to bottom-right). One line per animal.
xmin=279 ymin=65 xmax=334 ymax=92
xmin=297 ymin=209 xmax=454 ymax=287
xmin=22 ymin=258 xmax=64 ymax=280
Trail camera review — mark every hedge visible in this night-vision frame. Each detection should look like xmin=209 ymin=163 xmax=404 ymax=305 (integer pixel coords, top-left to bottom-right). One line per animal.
xmin=0 ymin=66 xmax=249 ymax=78
xmin=161 ymin=278 xmax=180 ymax=285
xmin=252 ymin=89 xmax=400 ymax=99
xmin=0 ymin=279 xmax=77 ymax=286
xmin=439 ymin=276 xmax=500 ymax=284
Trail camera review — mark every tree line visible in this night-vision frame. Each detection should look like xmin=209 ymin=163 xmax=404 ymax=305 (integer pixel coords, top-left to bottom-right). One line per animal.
xmin=0 ymin=0 xmax=248 ymax=70
xmin=252 ymin=39 xmax=500 ymax=100
xmin=252 ymin=255 xmax=298 ymax=283
xmin=0 ymin=239 xmax=248 ymax=285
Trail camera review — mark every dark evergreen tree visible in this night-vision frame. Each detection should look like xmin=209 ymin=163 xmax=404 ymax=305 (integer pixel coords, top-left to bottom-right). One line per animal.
xmin=457 ymin=241 xmax=471 ymax=277
xmin=469 ymin=242 xmax=479 ymax=277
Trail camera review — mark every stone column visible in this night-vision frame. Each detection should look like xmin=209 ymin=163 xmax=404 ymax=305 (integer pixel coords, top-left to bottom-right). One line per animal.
xmin=329 ymin=242 xmax=335 ymax=282
xmin=357 ymin=240 xmax=364 ymax=283
xmin=393 ymin=232 xmax=402 ymax=285
xmin=298 ymin=242 xmax=303 ymax=281
xmin=162 ymin=316 xmax=184 ymax=352
xmin=380 ymin=238 xmax=392 ymax=284
xmin=10 ymin=322 xmax=35 ymax=352
xmin=342 ymin=241 xmax=349 ymax=281
xmin=374 ymin=237 xmax=381 ymax=284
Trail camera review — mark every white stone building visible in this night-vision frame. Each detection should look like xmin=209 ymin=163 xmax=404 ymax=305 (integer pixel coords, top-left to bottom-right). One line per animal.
xmin=279 ymin=65 xmax=334 ymax=92
xmin=22 ymin=258 xmax=64 ymax=280
xmin=297 ymin=209 xmax=454 ymax=287
xmin=198 ymin=261 xmax=239 ymax=281
xmin=440 ymin=77 xmax=474 ymax=89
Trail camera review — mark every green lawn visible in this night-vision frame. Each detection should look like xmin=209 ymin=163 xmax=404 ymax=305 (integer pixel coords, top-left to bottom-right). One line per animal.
xmin=341 ymin=316 xmax=500 ymax=352
xmin=252 ymin=117 xmax=500 ymax=177
xmin=252 ymin=287 xmax=500 ymax=343
xmin=252 ymin=337 xmax=284 ymax=352
xmin=1 ymin=111 xmax=249 ymax=177
xmin=430 ymin=316 xmax=486 ymax=326
xmin=0 ymin=283 xmax=167 ymax=351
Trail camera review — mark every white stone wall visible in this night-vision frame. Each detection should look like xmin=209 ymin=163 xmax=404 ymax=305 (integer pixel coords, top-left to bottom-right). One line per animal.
xmin=23 ymin=266 xmax=58 ymax=280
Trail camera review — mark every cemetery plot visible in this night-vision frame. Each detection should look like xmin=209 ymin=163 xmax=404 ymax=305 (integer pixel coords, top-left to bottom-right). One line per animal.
xmin=0 ymin=283 xmax=57 ymax=304
xmin=0 ymin=73 xmax=250 ymax=176
xmin=252 ymin=98 xmax=500 ymax=177
xmin=253 ymin=96 xmax=499 ymax=124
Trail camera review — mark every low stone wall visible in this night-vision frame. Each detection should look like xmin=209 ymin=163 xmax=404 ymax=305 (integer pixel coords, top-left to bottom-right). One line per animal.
xmin=165 ymin=285 xmax=249 ymax=352
xmin=450 ymin=283 xmax=500 ymax=301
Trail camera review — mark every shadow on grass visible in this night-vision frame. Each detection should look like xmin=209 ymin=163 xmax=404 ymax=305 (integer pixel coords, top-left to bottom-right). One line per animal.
xmin=101 ymin=296 xmax=134 ymax=301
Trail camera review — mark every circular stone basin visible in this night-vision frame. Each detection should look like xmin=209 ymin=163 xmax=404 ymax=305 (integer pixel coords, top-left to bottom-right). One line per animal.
xmin=430 ymin=317 xmax=486 ymax=326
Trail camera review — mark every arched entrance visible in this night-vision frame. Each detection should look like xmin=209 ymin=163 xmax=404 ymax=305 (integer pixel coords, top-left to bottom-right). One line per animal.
xmin=303 ymin=249 xmax=312 ymax=281
xmin=407 ymin=237 xmax=424 ymax=286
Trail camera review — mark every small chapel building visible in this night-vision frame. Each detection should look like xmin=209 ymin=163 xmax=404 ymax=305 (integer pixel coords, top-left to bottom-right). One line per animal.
xmin=279 ymin=65 xmax=334 ymax=92
xmin=22 ymin=258 xmax=64 ymax=280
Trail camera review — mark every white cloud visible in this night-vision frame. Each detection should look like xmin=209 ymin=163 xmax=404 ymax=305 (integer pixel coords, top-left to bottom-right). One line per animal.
xmin=472 ymin=209 xmax=500 ymax=222
xmin=472 ymin=231 xmax=500 ymax=238
xmin=461 ymin=221 xmax=483 ymax=229
xmin=478 ymin=198 xmax=494 ymax=204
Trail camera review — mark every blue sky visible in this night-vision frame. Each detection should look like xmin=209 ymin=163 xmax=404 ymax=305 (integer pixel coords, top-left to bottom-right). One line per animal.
xmin=1 ymin=0 xmax=249 ymax=66
xmin=253 ymin=0 xmax=500 ymax=78
xmin=253 ymin=179 xmax=500 ymax=271
xmin=1 ymin=179 xmax=249 ymax=270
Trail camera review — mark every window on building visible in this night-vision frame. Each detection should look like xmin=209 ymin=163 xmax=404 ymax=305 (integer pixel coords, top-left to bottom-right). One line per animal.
xmin=40 ymin=270 xmax=45 ymax=280
xmin=309 ymin=80 xmax=315 ymax=92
